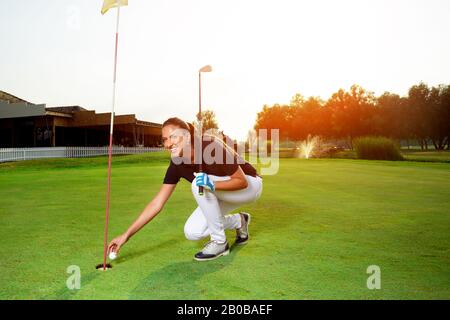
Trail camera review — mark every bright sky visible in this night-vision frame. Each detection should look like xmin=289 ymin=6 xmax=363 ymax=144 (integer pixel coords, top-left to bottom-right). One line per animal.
xmin=1 ymin=0 xmax=449 ymax=141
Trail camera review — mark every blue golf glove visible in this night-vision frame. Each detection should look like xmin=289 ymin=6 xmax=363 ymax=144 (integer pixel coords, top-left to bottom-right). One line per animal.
xmin=195 ymin=172 xmax=215 ymax=192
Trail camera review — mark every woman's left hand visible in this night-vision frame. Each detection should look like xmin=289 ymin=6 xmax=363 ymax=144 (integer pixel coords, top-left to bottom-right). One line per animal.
xmin=195 ymin=172 xmax=215 ymax=192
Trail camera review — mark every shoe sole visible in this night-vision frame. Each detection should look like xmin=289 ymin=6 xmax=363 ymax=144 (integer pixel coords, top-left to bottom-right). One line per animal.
xmin=194 ymin=249 xmax=230 ymax=262
xmin=236 ymin=213 xmax=251 ymax=246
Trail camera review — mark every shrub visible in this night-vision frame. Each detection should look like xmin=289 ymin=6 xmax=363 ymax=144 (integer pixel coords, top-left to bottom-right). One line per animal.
xmin=354 ymin=136 xmax=403 ymax=161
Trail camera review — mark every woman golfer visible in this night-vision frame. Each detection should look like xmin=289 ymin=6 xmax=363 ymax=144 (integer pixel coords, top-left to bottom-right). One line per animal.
xmin=108 ymin=117 xmax=263 ymax=261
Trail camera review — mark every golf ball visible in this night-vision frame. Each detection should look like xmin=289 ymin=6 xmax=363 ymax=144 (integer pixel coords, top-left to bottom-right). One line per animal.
xmin=109 ymin=251 xmax=117 ymax=260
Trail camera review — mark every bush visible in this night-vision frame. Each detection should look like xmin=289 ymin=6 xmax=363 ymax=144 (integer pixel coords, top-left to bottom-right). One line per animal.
xmin=354 ymin=136 xmax=403 ymax=161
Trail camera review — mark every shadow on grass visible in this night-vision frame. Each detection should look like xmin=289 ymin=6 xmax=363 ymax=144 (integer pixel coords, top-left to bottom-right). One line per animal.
xmin=113 ymin=238 xmax=181 ymax=266
xmin=47 ymin=270 xmax=101 ymax=300
xmin=129 ymin=243 xmax=244 ymax=299
xmin=46 ymin=238 xmax=181 ymax=300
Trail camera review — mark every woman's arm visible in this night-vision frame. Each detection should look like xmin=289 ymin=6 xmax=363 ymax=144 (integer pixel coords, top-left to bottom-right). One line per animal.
xmin=214 ymin=166 xmax=248 ymax=191
xmin=108 ymin=183 xmax=176 ymax=253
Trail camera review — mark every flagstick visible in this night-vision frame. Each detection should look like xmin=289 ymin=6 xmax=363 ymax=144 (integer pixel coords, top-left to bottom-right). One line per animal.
xmin=103 ymin=3 xmax=121 ymax=271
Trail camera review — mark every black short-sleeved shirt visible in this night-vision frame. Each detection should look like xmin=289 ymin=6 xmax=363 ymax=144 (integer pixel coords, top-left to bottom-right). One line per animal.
xmin=163 ymin=138 xmax=259 ymax=185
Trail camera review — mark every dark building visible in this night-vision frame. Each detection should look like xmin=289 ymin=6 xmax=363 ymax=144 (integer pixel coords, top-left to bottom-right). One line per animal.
xmin=0 ymin=91 xmax=162 ymax=147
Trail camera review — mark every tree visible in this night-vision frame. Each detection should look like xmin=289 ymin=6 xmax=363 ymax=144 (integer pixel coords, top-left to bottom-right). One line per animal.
xmin=428 ymin=84 xmax=450 ymax=150
xmin=253 ymin=82 xmax=449 ymax=149
xmin=407 ymin=83 xmax=432 ymax=150
xmin=375 ymin=92 xmax=409 ymax=140
xmin=440 ymin=85 xmax=450 ymax=149
xmin=254 ymin=104 xmax=292 ymax=140
xmin=290 ymin=93 xmax=305 ymax=108
xmin=195 ymin=110 xmax=219 ymax=133
xmin=326 ymin=85 xmax=376 ymax=146
xmin=290 ymin=96 xmax=325 ymax=140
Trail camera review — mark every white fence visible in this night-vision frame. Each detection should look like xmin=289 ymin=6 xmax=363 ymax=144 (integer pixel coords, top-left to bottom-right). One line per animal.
xmin=0 ymin=146 xmax=165 ymax=163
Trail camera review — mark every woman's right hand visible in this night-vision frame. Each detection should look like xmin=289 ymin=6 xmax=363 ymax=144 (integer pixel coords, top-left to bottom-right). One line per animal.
xmin=108 ymin=234 xmax=128 ymax=254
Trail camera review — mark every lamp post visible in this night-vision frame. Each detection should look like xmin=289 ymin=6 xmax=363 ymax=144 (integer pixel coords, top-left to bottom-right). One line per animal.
xmin=198 ymin=65 xmax=212 ymax=195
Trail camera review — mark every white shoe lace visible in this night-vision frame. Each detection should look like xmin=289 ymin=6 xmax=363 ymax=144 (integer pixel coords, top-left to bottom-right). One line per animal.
xmin=203 ymin=240 xmax=225 ymax=253
xmin=204 ymin=241 xmax=216 ymax=250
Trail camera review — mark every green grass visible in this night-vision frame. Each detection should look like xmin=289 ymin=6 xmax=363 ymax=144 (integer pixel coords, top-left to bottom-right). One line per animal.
xmin=328 ymin=149 xmax=450 ymax=163
xmin=401 ymin=150 xmax=450 ymax=163
xmin=0 ymin=153 xmax=449 ymax=299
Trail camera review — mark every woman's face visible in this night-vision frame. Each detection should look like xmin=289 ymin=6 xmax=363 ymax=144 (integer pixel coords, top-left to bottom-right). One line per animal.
xmin=162 ymin=124 xmax=190 ymax=158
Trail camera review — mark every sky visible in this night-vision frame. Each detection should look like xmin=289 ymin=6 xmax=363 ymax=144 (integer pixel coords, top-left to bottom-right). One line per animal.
xmin=1 ymin=0 xmax=449 ymax=141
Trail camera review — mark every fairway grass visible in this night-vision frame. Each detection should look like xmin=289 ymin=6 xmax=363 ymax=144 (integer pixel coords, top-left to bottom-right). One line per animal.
xmin=0 ymin=153 xmax=449 ymax=299
xmin=402 ymin=150 xmax=450 ymax=163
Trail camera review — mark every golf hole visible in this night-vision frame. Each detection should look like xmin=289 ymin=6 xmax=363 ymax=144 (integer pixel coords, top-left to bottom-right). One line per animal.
xmin=95 ymin=263 xmax=113 ymax=271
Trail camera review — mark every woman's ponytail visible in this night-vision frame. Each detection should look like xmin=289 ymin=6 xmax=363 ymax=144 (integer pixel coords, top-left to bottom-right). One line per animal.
xmin=186 ymin=122 xmax=196 ymax=145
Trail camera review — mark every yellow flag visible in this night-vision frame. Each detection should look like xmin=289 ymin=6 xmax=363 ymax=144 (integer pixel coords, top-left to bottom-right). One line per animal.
xmin=101 ymin=0 xmax=128 ymax=15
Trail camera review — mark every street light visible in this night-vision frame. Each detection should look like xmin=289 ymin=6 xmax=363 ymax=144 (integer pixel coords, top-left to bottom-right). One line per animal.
xmin=199 ymin=65 xmax=212 ymax=119
xmin=198 ymin=65 xmax=212 ymax=195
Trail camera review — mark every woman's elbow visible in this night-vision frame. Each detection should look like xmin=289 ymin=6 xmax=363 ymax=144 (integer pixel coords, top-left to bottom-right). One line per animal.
xmin=149 ymin=200 xmax=163 ymax=213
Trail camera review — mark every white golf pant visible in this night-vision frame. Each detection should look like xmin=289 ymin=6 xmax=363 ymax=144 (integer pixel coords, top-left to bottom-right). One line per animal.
xmin=185 ymin=175 xmax=263 ymax=243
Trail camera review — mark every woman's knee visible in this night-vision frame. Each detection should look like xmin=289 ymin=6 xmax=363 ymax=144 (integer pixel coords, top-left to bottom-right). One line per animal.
xmin=184 ymin=226 xmax=205 ymax=241
xmin=184 ymin=218 xmax=207 ymax=241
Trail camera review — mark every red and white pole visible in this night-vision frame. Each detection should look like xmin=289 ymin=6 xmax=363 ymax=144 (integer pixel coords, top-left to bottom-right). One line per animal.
xmin=103 ymin=3 xmax=121 ymax=271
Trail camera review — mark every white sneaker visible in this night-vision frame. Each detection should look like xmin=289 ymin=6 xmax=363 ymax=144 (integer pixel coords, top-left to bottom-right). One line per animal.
xmin=194 ymin=240 xmax=230 ymax=261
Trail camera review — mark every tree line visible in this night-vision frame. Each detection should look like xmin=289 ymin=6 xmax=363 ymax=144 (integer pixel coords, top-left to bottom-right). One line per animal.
xmin=254 ymin=83 xmax=450 ymax=150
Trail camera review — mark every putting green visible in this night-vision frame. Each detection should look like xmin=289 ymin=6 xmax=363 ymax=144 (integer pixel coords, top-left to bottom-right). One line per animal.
xmin=0 ymin=153 xmax=449 ymax=299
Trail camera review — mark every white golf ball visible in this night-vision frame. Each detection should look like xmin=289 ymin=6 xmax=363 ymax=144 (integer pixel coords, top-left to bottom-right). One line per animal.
xmin=109 ymin=251 xmax=117 ymax=260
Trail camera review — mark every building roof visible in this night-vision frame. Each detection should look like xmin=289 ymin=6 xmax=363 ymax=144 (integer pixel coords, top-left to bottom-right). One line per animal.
xmin=0 ymin=90 xmax=162 ymax=127
xmin=46 ymin=106 xmax=88 ymax=114
xmin=0 ymin=91 xmax=30 ymax=104
xmin=136 ymin=119 xmax=163 ymax=127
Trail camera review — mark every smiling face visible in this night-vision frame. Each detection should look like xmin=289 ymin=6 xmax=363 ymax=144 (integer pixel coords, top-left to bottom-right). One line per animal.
xmin=161 ymin=124 xmax=191 ymax=158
